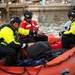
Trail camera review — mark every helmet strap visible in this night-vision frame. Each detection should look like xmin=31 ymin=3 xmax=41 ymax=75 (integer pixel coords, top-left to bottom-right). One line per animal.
xmin=72 ymin=17 xmax=75 ymax=22
xmin=10 ymin=24 xmax=18 ymax=30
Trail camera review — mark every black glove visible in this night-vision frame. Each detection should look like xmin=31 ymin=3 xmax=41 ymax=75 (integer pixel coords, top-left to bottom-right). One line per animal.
xmin=59 ymin=31 xmax=65 ymax=36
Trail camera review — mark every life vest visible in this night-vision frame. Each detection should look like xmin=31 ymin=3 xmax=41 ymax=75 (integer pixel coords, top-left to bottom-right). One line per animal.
xmin=0 ymin=24 xmax=30 ymax=46
xmin=20 ymin=20 xmax=39 ymax=38
xmin=64 ymin=21 xmax=75 ymax=35
xmin=20 ymin=20 xmax=39 ymax=30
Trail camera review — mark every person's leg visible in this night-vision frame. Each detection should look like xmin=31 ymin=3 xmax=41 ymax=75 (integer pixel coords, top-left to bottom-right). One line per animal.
xmin=23 ymin=37 xmax=36 ymax=43
xmin=34 ymin=35 xmax=48 ymax=42
xmin=0 ymin=46 xmax=17 ymax=66
xmin=61 ymin=35 xmax=75 ymax=49
xmin=26 ymin=41 xmax=51 ymax=59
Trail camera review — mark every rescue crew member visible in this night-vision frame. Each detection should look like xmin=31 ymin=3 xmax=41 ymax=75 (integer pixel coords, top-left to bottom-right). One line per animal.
xmin=61 ymin=10 xmax=75 ymax=49
xmin=20 ymin=10 xmax=48 ymax=42
xmin=0 ymin=15 xmax=43 ymax=66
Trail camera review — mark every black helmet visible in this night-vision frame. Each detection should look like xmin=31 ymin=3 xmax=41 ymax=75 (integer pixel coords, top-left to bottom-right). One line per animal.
xmin=68 ymin=10 xmax=75 ymax=18
xmin=10 ymin=15 xmax=21 ymax=25
xmin=23 ymin=10 xmax=33 ymax=18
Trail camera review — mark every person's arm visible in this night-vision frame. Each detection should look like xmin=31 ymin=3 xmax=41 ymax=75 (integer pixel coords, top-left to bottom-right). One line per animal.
xmin=64 ymin=22 xmax=75 ymax=35
xmin=17 ymin=27 xmax=43 ymax=36
xmin=0 ymin=27 xmax=28 ymax=49
xmin=32 ymin=20 xmax=39 ymax=30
